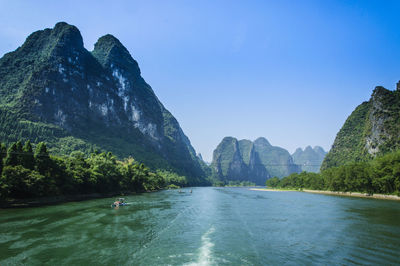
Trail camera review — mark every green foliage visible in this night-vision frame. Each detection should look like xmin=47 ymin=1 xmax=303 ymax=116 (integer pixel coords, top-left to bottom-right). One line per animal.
xmin=321 ymin=101 xmax=371 ymax=169
xmin=35 ymin=142 xmax=51 ymax=175
xmin=0 ymin=22 xmax=210 ymax=186
xmin=1 ymin=166 xmax=47 ymax=198
xmin=166 ymin=184 xmax=180 ymax=189
xmin=208 ymin=178 xmax=255 ymax=187
xmin=157 ymin=170 xmax=188 ymax=187
xmin=269 ymin=150 xmax=400 ymax=195
xmin=266 ymin=177 xmax=280 ymax=188
xmin=322 ymin=87 xmax=400 ymax=170
xmin=211 ymin=179 xmax=226 ymax=187
xmin=372 ymin=151 xmax=400 ymax=194
xmin=0 ymin=143 xmax=6 ymax=174
xmin=0 ymin=140 xmax=170 ymax=200
xmin=226 ymin=180 xmax=256 ymax=187
xmin=22 ymin=140 xmax=35 ymax=170
xmin=4 ymin=142 xmax=21 ymax=167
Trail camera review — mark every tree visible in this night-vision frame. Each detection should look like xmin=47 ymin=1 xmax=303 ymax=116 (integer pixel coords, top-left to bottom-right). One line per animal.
xmin=0 ymin=143 xmax=6 ymax=174
xmin=4 ymin=142 xmax=22 ymax=167
xmin=22 ymin=140 xmax=35 ymax=170
xmin=266 ymin=177 xmax=280 ymax=188
xmin=0 ymin=140 xmax=166 ymax=200
xmin=0 ymin=165 xmax=46 ymax=198
xmin=35 ymin=142 xmax=51 ymax=175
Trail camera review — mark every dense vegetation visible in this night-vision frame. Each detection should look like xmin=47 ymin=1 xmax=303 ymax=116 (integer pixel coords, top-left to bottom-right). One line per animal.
xmin=225 ymin=181 xmax=256 ymax=187
xmin=0 ymin=140 xmax=190 ymax=200
xmin=0 ymin=22 xmax=209 ymax=185
xmin=267 ymin=150 xmax=400 ymax=195
xmin=322 ymin=87 xmax=400 ymax=169
xmin=211 ymin=179 xmax=256 ymax=187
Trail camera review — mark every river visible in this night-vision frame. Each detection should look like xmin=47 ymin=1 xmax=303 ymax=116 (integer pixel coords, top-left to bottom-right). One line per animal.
xmin=1 ymin=187 xmax=400 ymax=265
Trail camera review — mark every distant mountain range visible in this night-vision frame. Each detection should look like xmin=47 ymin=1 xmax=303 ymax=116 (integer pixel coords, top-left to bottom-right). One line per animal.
xmin=210 ymin=137 xmax=326 ymax=185
xmin=0 ymin=22 xmax=209 ymax=185
xmin=322 ymin=84 xmax=400 ymax=169
xmin=292 ymin=146 xmax=327 ymax=173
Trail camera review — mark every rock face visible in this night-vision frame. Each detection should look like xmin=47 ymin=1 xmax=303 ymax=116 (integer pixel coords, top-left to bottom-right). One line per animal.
xmin=0 ymin=22 xmax=208 ymax=184
xmin=211 ymin=137 xmax=301 ymax=184
xmin=292 ymin=146 xmax=326 ymax=172
xmin=321 ymin=85 xmax=400 ymax=170
xmin=253 ymin=137 xmax=301 ymax=177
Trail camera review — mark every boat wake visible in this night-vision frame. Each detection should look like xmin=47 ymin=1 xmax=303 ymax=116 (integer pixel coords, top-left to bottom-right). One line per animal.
xmin=186 ymin=226 xmax=216 ymax=266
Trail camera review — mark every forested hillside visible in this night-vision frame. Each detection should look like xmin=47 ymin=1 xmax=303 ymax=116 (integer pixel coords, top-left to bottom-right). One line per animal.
xmin=0 ymin=140 xmax=188 ymax=200
xmin=0 ymin=22 xmax=209 ymax=185
xmin=322 ymin=86 xmax=400 ymax=170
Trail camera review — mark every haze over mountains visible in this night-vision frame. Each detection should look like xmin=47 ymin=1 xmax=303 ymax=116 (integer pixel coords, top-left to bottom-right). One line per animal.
xmin=292 ymin=146 xmax=327 ymax=173
xmin=210 ymin=137 xmax=326 ymax=185
xmin=0 ymin=22 xmax=208 ymax=185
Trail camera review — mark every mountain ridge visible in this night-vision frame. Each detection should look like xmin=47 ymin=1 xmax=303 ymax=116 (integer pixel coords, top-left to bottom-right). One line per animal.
xmin=0 ymin=22 xmax=209 ymax=185
xmin=211 ymin=136 xmax=303 ymax=185
xmin=292 ymin=146 xmax=326 ymax=172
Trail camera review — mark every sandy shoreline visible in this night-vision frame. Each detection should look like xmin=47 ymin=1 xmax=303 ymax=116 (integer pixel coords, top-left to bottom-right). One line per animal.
xmin=302 ymin=189 xmax=400 ymax=201
xmin=249 ymin=188 xmax=299 ymax=192
xmin=250 ymin=188 xmax=400 ymax=201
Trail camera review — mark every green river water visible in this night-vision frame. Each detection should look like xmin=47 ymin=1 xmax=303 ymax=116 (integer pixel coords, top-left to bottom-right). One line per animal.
xmin=1 ymin=187 xmax=400 ymax=265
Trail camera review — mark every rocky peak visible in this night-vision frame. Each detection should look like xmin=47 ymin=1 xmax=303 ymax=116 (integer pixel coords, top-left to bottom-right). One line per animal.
xmin=372 ymin=86 xmax=391 ymax=101
xmin=7 ymin=22 xmax=84 ymax=63
xmin=219 ymin=137 xmax=238 ymax=148
xmin=313 ymin=146 xmax=326 ymax=155
xmin=212 ymin=136 xmax=303 ymax=183
xmin=304 ymin=146 xmax=313 ymax=152
xmin=292 ymin=145 xmax=326 ymax=173
xmin=254 ymin=137 xmax=271 ymax=147
xmin=91 ymin=32 xmax=161 ymax=132
xmin=292 ymin=147 xmax=303 ymax=156
xmin=51 ymin=22 xmax=84 ymax=49
xmin=322 ymin=82 xmax=400 ymax=169
xmin=92 ymin=34 xmax=141 ymax=76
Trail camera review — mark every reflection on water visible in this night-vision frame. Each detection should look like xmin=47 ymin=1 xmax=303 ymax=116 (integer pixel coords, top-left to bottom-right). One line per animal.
xmin=1 ymin=187 xmax=400 ymax=265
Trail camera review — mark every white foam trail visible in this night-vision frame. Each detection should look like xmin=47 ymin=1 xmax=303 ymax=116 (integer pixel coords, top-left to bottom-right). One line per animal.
xmin=187 ymin=226 xmax=215 ymax=266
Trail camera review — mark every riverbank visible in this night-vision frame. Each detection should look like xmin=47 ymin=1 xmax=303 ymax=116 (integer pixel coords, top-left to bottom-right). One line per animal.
xmin=0 ymin=190 xmax=158 ymax=209
xmin=250 ymin=188 xmax=400 ymax=201
xmin=303 ymin=189 xmax=400 ymax=201
xmin=249 ymin=188 xmax=300 ymax=192
xmin=0 ymin=193 xmax=121 ymax=208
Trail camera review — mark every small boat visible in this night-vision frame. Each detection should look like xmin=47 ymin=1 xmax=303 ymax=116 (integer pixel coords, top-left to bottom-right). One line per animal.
xmin=111 ymin=198 xmax=127 ymax=207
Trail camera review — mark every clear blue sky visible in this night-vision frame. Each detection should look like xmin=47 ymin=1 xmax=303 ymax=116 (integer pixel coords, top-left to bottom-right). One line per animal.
xmin=1 ymin=0 xmax=400 ymax=162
